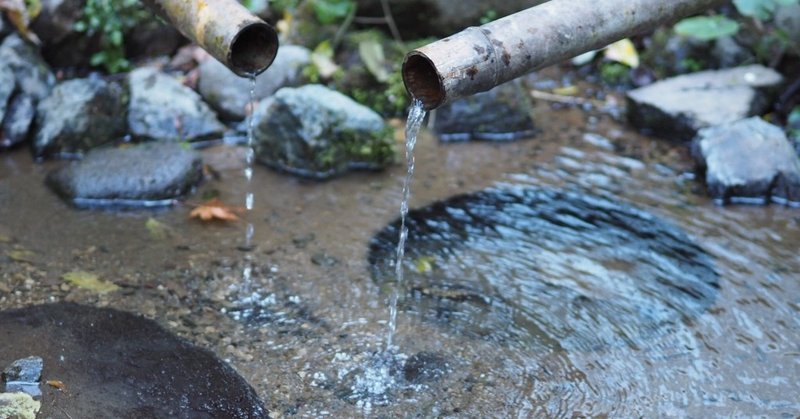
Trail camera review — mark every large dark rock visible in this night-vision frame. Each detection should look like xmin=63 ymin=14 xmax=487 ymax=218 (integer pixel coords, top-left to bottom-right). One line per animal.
xmin=1 ymin=94 xmax=35 ymax=148
xmin=127 ymin=67 xmax=225 ymax=142
xmin=433 ymin=80 xmax=535 ymax=141
xmin=46 ymin=142 xmax=204 ymax=207
xmin=355 ymin=0 xmax=546 ymax=37
xmin=32 ymin=77 xmax=127 ymax=156
xmin=198 ymin=45 xmax=311 ymax=120
xmin=0 ymin=34 xmax=55 ymax=101
xmin=691 ymin=117 xmax=800 ymax=205
xmin=0 ymin=303 xmax=268 ymax=418
xmin=627 ymin=65 xmax=784 ymax=141
xmin=253 ymin=84 xmax=394 ymax=179
xmin=29 ymin=0 xmax=85 ymax=46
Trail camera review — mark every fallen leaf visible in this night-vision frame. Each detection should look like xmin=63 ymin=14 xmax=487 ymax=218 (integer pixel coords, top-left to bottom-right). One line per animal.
xmin=62 ymin=271 xmax=119 ymax=293
xmin=0 ymin=0 xmax=41 ymax=43
xmin=604 ymin=38 xmax=639 ymax=68
xmin=8 ymin=249 xmax=36 ymax=263
xmin=189 ymin=198 xmax=244 ymax=222
xmin=358 ymin=39 xmax=390 ymax=82
xmin=46 ymin=380 xmax=66 ymax=391
xmin=552 ymin=85 xmax=579 ymax=96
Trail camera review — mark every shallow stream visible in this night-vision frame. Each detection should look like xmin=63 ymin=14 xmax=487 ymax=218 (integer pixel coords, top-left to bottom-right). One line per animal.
xmin=1 ymin=86 xmax=798 ymax=417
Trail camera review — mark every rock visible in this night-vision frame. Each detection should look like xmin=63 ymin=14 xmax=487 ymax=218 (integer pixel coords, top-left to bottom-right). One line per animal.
xmin=0 ymin=392 xmax=40 ymax=419
xmin=626 ymin=65 xmax=784 ymax=141
xmin=0 ymin=34 xmax=55 ymax=101
xmin=1 ymin=94 xmax=35 ymax=148
xmin=125 ymin=21 xmax=186 ymax=61
xmin=0 ymin=16 xmax=9 ymax=39
xmin=127 ymin=67 xmax=225 ymax=142
xmin=691 ymin=117 xmax=800 ymax=205
xmin=3 ymin=356 xmax=43 ymax=383
xmin=29 ymin=0 xmax=85 ymax=46
xmin=198 ymin=45 xmax=311 ymax=120
xmin=355 ymin=0 xmax=547 ymax=37
xmin=712 ymin=36 xmax=753 ymax=68
xmin=46 ymin=142 xmax=204 ymax=207
xmin=0 ymin=303 xmax=267 ymax=418
xmin=32 ymin=77 xmax=127 ymax=156
xmin=253 ymin=84 xmax=394 ymax=179
xmin=0 ymin=64 xmax=13 ymax=122
xmin=433 ymin=80 xmax=535 ymax=141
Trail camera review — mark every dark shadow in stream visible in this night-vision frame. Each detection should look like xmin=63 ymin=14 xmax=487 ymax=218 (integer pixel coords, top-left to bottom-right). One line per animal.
xmin=369 ymin=187 xmax=720 ymax=352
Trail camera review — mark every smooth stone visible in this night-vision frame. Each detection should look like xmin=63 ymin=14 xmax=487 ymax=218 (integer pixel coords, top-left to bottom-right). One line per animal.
xmin=253 ymin=84 xmax=394 ymax=179
xmin=2 ymin=356 xmax=43 ymax=384
xmin=1 ymin=94 xmax=35 ymax=148
xmin=198 ymin=45 xmax=311 ymax=120
xmin=626 ymin=65 xmax=784 ymax=141
xmin=46 ymin=142 xmax=203 ymax=207
xmin=0 ymin=64 xmax=12 ymax=122
xmin=127 ymin=67 xmax=225 ymax=142
xmin=0 ymin=303 xmax=267 ymax=418
xmin=433 ymin=80 xmax=535 ymax=142
xmin=32 ymin=77 xmax=127 ymax=156
xmin=0 ymin=392 xmax=40 ymax=419
xmin=691 ymin=117 xmax=800 ymax=205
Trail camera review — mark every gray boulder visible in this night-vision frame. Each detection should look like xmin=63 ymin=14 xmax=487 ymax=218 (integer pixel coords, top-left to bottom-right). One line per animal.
xmin=433 ymin=80 xmax=535 ymax=141
xmin=1 ymin=94 xmax=35 ymax=148
xmin=627 ymin=65 xmax=784 ymax=141
xmin=127 ymin=67 xmax=225 ymax=142
xmin=691 ymin=117 xmax=800 ymax=205
xmin=32 ymin=78 xmax=127 ymax=156
xmin=46 ymin=143 xmax=204 ymax=207
xmin=0 ymin=64 xmax=12 ymax=123
xmin=198 ymin=45 xmax=311 ymax=120
xmin=253 ymin=84 xmax=394 ymax=179
xmin=0 ymin=34 xmax=55 ymax=101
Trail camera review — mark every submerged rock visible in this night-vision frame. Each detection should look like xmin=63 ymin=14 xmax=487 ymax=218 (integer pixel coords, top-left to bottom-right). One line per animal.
xmin=369 ymin=187 xmax=719 ymax=350
xmin=0 ymin=392 xmax=40 ymax=419
xmin=46 ymin=142 xmax=203 ymax=207
xmin=127 ymin=67 xmax=225 ymax=142
xmin=626 ymin=65 xmax=783 ymax=141
xmin=32 ymin=77 xmax=127 ymax=156
xmin=253 ymin=84 xmax=394 ymax=179
xmin=1 ymin=94 xmax=35 ymax=148
xmin=0 ymin=303 xmax=267 ymax=418
xmin=691 ymin=117 xmax=800 ymax=205
xmin=2 ymin=356 xmax=43 ymax=396
xmin=433 ymin=80 xmax=535 ymax=142
xmin=198 ymin=45 xmax=311 ymax=120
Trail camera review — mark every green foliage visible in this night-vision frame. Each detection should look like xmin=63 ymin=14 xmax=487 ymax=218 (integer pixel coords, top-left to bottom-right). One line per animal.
xmin=74 ymin=0 xmax=151 ymax=73
xmin=674 ymin=16 xmax=740 ymax=41
xmin=310 ymin=0 xmax=355 ymax=24
xmin=479 ymin=9 xmax=498 ymax=25
xmin=788 ymin=106 xmax=800 ymax=139
xmin=733 ymin=0 xmax=797 ymax=20
xmin=599 ymin=62 xmax=630 ymax=85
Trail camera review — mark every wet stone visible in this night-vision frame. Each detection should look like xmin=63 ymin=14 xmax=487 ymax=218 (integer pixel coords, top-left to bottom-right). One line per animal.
xmin=0 ymin=34 xmax=55 ymax=101
xmin=369 ymin=187 xmax=720 ymax=351
xmin=402 ymin=352 xmax=449 ymax=384
xmin=3 ymin=356 xmax=43 ymax=384
xmin=45 ymin=142 xmax=203 ymax=207
xmin=1 ymin=94 xmax=35 ymax=148
xmin=433 ymin=80 xmax=535 ymax=142
xmin=32 ymin=77 xmax=127 ymax=156
xmin=253 ymin=84 xmax=395 ymax=179
xmin=127 ymin=67 xmax=225 ymax=142
xmin=198 ymin=45 xmax=311 ymax=120
xmin=691 ymin=117 xmax=800 ymax=205
xmin=311 ymin=252 xmax=339 ymax=267
xmin=0 ymin=302 xmax=268 ymax=418
xmin=626 ymin=65 xmax=784 ymax=141
xmin=0 ymin=64 xmax=12 ymax=122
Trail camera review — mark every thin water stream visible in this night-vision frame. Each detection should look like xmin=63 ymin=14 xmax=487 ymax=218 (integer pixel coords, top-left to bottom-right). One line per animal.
xmin=240 ymin=75 xmax=258 ymax=305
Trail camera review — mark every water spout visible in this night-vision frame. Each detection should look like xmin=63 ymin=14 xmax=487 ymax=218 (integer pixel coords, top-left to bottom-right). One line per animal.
xmin=140 ymin=0 xmax=279 ymax=77
xmin=402 ymin=0 xmax=726 ymax=110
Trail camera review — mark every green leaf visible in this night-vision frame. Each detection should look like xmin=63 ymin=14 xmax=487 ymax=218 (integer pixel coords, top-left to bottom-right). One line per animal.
xmin=674 ymin=16 xmax=740 ymax=41
xmin=63 ymin=271 xmax=119 ymax=293
xmin=358 ymin=39 xmax=389 ymax=82
xmin=310 ymin=0 xmax=353 ymax=24
xmin=734 ymin=0 xmax=774 ymax=19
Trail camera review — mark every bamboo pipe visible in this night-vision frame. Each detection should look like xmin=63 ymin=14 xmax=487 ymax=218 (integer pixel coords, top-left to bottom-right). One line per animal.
xmin=140 ymin=0 xmax=279 ymax=76
xmin=402 ymin=0 xmax=726 ymax=110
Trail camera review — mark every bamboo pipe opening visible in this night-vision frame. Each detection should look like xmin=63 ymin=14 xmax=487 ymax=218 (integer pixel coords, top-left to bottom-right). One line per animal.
xmin=230 ymin=22 xmax=279 ymax=76
xmin=402 ymin=52 xmax=445 ymax=110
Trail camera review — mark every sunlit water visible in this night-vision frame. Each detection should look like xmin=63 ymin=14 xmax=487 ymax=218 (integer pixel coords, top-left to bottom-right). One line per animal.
xmin=237 ymin=75 xmax=258 ymax=313
xmin=1 ymin=89 xmax=798 ymax=417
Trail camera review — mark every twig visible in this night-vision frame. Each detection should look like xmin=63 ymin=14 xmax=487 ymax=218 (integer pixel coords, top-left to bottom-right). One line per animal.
xmin=380 ymin=0 xmax=405 ymax=48
xmin=331 ymin=4 xmax=357 ymax=50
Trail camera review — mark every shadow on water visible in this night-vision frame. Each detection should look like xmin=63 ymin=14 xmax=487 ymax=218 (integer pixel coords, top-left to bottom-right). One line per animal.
xmin=369 ymin=187 xmax=720 ymax=351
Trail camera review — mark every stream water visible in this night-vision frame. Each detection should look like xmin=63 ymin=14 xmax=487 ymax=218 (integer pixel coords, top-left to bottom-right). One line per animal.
xmin=1 ymin=71 xmax=799 ymax=417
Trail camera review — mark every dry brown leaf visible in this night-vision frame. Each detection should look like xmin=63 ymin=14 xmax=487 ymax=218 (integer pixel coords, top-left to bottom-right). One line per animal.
xmin=0 ymin=0 xmax=41 ymax=43
xmin=189 ymin=198 xmax=244 ymax=222
xmin=46 ymin=380 xmax=66 ymax=391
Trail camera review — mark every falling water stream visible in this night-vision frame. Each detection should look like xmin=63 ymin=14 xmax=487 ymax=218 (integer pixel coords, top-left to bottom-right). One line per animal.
xmin=241 ymin=75 xmax=257 ymax=303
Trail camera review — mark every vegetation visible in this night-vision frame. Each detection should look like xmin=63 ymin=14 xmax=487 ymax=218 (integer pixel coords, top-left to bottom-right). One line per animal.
xmin=73 ymin=0 xmax=152 ymax=73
